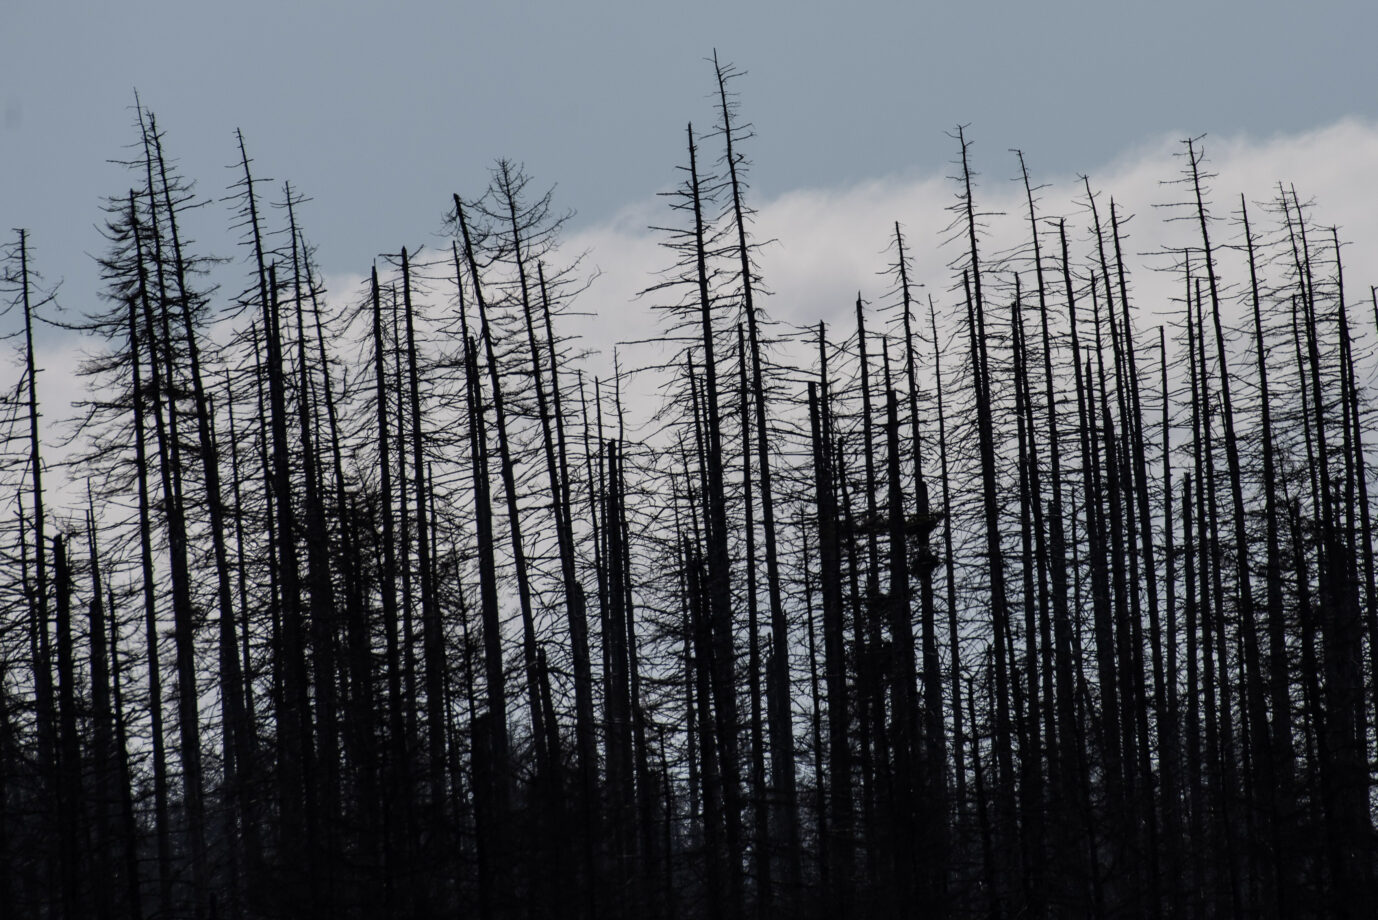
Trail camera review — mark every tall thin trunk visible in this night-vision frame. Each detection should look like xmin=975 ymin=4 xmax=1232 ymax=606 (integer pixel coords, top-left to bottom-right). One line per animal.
xmin=738 ymin=324 xmax=771 ymax=918
xmin=962 ymin=261 xmax=1014 ymax=840
xmin=287 ymin=205 xmax=339 ymax=880
xmin=86 ymin=507 xmax=115 ymax=920
xmin=456 ymin=199 xmax=552 ymax=786
xmin=18 ymin=229 xmax=60 ymax=918
xmin=450 ymin=240 xmax=509 ymax=793
xmin=126 ymin=209 xmax=174 ymax=917
xmin=107 ymin=583 xmax=144 ymax=920
xmin=53 ymin=534 xmax=83 ymax=919
xmin=884 ymin=380 xmax=919 ymax=908
xmin=809 ymin=371 xmax=852 ymax=918
xmin=930 ymin=298 xmax=967 ymax=817
xmin=1243 ymin=198 xmax=1296 ymax=915
xmin=712 ymin=66 xmax=800 ymax=908
xmin=1185 ymin=142 xmax=1272 ymax=911
xmin=896 ymin=227 xmax=947 ymax=911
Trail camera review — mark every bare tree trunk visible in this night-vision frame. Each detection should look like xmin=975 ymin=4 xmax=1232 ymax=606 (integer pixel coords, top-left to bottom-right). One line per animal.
xmin=53 ymin=534 xmax=84 ymax=919
xmin=106 ymin=582 xmax=145 ymax=920
xmin=17 ymin=229 xmax=61 ymax=918
xmin=809 ymin=371 xmax=852 ymax=918
xmin=85 ymin=509 xmax=115 ymax=920
xmin=126 ymin=210 xmax=175 ymax=917
xmin=929 ymin=298 xmax=967 ymax=829
xmin=1185 ymin=143 xmax=1272 ymax=912
xmin=456 ymin=200 xmax=553 ymax=792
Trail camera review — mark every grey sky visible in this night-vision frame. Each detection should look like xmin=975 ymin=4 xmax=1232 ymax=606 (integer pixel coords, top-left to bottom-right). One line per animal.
xmin=3 ymin=0 xmax=1375 ymax=311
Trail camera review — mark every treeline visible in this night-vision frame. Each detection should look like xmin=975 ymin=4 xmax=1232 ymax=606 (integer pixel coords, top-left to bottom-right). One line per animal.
xmin=2 ymin=59 xmax=1377 ymax=919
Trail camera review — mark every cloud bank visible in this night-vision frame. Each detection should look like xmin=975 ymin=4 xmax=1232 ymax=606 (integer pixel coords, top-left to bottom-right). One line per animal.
xmin=25 ymin=117 xmax=1378 ymax=515
xmin=563 ymin=117 xmax=1378 ymax=392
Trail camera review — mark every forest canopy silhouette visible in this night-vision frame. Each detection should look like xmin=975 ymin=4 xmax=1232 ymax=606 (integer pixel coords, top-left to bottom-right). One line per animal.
xmin=3 ymin=56 xmax=1377 ymax=919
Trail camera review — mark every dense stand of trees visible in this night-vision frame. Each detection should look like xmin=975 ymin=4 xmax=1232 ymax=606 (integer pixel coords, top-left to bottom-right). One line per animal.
xmin=2 ymin=61 xmax=1378 ymax=918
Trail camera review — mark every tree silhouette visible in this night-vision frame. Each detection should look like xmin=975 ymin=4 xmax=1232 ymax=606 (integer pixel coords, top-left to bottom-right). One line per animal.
xmin=3 ymin=62 xmax=1378 ymax=920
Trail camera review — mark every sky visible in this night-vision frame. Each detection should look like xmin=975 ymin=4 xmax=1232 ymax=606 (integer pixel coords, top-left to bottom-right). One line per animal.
xmin=4 ymin=0 xmax=1378 ymax=440
xmin=4 ymin=1 xmax=1376 ymax=301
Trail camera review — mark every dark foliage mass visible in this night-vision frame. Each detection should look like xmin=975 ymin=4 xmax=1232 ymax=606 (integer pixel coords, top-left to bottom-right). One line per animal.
xmin=3 ymin=59 xmax=1378 ymax=919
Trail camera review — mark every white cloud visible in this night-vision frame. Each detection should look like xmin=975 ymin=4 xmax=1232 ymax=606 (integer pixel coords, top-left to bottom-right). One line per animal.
xmin=565 ymin=117 xmax=1378 ymax=400
xmin=19 ymin=117 xmax=1378 ymax=518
